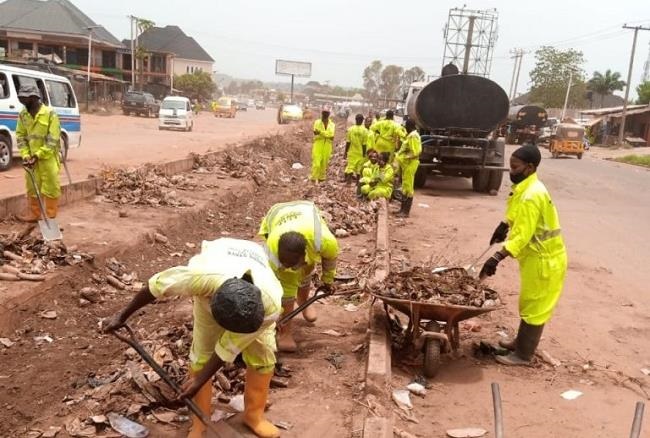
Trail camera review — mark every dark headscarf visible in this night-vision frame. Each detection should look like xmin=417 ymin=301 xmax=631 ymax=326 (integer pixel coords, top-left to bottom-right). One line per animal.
xmin=512 ymin=145 xmax=541 ymax=168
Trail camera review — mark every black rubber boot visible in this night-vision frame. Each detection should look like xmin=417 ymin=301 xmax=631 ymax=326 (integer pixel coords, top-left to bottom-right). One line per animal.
xmin=496 ymin=321 xmax=544 ymax=366
xmin=396 ymin=197 xmax=413 ymax=217
xmin=499 ymin=320 xmax=525 ymax=351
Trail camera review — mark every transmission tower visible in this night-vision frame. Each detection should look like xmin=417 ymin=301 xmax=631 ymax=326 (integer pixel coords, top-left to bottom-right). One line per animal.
xmin=442 ymin=7 xmax=499 ymax=77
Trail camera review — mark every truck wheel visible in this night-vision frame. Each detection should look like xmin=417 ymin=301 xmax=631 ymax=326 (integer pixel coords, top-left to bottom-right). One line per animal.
xmin=414 ymin=167 xmax=427 ymax=189
xmin=423 ymin=321 xmax=442 ymax=378
xmin=472 ymin=169 xmax=490 ymax=193
xmin=0 ymin=134 xmax=12 ymax=171
xmin=577 ymin=153 xmax=583 ymax=160
xmin=486 ymin=170 xmax=503 ymax=193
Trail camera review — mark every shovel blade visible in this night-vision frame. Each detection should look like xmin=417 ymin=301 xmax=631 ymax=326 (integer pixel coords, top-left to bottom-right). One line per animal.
xmin=38 ymin=218 xmax=63 ymax=241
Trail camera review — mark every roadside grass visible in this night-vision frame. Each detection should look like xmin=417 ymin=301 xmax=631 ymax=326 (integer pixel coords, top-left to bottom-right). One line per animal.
xmin=614 ymin=154 xmax=650 ymax=168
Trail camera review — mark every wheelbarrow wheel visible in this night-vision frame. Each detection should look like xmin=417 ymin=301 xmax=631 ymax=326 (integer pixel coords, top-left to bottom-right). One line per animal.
xmin=423 ymin=321 xmax=442 ymax=378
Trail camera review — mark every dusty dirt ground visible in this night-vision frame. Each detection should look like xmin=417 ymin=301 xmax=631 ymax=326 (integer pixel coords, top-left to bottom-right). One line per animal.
xmin=385 ymin=144 xmax=650 ymax=437
xmin=0 ymin=118 xmax=380 ymax=438
xmin=0 ymin=108 xmax=285 ymax=198
xmin=2 ymin=126 xmax=649 ymax=438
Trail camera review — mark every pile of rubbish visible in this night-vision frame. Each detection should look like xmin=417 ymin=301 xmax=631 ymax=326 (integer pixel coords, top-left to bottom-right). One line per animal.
xmin=310 ymin=186 xmax=378 ymax=237
xmin=0 ymin=229 xmax=93 ymax=281
xmin=372 ymin=267 xmax=500 ymax=308
xmin=99 ymin=165 xmax=196 ymax=207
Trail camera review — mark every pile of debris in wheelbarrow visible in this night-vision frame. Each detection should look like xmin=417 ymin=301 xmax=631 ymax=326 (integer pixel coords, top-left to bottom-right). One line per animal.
xmin=371 ymin=266 xmax=501 ymax=308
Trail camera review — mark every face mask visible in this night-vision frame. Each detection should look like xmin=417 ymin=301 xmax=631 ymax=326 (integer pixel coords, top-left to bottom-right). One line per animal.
xmin=509 ymin=171 xmax=527 ymax=184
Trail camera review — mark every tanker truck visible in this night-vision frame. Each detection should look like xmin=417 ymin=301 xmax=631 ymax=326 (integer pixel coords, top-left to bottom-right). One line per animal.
xmin=404 ymin=74 xmax=509 ymax=193
xmin=503 ymin=105 xmax=548 ymax=145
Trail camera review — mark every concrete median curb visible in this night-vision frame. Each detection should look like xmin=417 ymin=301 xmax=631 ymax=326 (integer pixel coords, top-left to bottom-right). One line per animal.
xmin=363 ymin=198 xmax=393 ymax=438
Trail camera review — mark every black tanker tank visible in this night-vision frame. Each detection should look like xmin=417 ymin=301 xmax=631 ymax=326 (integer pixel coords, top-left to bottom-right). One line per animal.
xmin=412 ymin=74 xmax=509 ymax=134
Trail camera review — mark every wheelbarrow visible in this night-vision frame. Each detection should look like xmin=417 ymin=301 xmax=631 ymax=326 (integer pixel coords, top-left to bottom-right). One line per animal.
xmin=371 ymin=276 xmax=501 ymax=377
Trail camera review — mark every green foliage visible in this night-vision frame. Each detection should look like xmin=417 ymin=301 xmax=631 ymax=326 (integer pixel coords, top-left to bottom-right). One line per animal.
xmin=588 ymin=70 xmax=625 ymax=106
xmin=529 ymin=46 xmax=587 ymax=108
xmin=615 ymin=154 xmax=650 ymax=167
xmin=174 ymin=71 xmax=216 ymax=100
xmin=637 ymin=81 xmax=650 ymax=104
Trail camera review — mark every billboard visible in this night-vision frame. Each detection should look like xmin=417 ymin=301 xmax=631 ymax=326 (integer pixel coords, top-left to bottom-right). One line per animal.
xmin=275 ymin=59 xmax=312 ymax=77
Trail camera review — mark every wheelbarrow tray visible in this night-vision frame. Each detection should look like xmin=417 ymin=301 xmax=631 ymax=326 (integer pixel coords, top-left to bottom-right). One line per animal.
xmin=371 ymin=293 xmax=498 ymax=323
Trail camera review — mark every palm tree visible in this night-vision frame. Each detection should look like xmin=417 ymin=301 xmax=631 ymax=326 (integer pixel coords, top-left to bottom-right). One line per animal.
xmin=588 ymin=70 xmax=626 ymax=108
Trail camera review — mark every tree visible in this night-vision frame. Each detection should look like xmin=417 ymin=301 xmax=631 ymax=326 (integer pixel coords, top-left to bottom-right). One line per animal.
xmin=636 ymin=81 xmax=650 ymax=104
xmin=225 ymin=81 xmax=239 ymax=95
xmin=529 ymin=46 xmax=587 ymax=108
xmin=380 ymin=65 xmax=404 ymax=102
xmin=588 ymin=69 xmax=626 ymax=107
xmin=174 ymin=71 xmax=216 ymax=100
xmin=135 ymin=18 xmax=155 ymax=90
xmin=401 ymin=66 xmax=426 ymax=96
xmin=363 ymin=60 xmax=383 ymax=102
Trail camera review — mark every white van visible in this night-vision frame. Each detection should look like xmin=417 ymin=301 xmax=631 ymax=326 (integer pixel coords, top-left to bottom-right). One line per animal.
xmin=159 ymin=96 xmax=193 ymax=131
xmin=0 ymin=64 xmax=81 ymax=171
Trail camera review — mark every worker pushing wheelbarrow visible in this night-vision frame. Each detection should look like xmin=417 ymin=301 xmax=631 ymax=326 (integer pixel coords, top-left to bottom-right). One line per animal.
xmin=371 ymin=267 xmax=501 ymax=377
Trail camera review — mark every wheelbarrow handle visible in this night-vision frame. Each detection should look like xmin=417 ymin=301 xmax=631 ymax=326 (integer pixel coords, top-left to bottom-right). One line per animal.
xmin=111 ymin=324 xmax=225 ymax=438
xmin=277 ymin=286 xmax=331 ymax=328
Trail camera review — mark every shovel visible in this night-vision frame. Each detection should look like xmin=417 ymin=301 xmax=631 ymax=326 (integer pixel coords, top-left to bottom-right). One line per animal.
xmin=24 ymin=166 xmax=63 ymax=241
xmin=277 ymin=286 xmax=332 ymax=328
xmin=112 ymin=325 xmax=240 ymax=438
xmin=465 ymin=244 xmax=497 ymax=279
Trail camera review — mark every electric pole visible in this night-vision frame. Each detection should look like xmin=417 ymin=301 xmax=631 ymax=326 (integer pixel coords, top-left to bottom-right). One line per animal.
xmin=642 ymin=41 xmax=650 ymax=83
xmin=128 ymin=15 xmax=136 ymax=89
xmin=509 ymin=48 xmax=525 ymax=100
xmin=619 ymin=25 xmax=650 ymax=146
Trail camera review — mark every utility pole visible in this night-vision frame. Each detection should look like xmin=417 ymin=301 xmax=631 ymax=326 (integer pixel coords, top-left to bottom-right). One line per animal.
xmin=561 ymin=71 xmax=573 ymax=121
xmin=512 ymin=50 xmax=525 ymax=101
xmin=619 ymin=25 xmax=650 ymax=146
xmin=642 ymin=41 xmax=650 ymax=83
xmin=462 ymin=15 xmax=476 ymax=74
xmin=86 ymin=25 xmax=101 ymax=111
xmin=508 ymin=48 xmax=524 ymax=100
xmin=128 ymin=15 xmax=135 ymax=89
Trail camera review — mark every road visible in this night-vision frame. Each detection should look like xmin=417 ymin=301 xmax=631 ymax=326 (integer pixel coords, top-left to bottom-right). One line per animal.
xmin=0 ymin=107 xmax=284 ymax=198
xmin=392 ymin=147 xmax=650 ymax=437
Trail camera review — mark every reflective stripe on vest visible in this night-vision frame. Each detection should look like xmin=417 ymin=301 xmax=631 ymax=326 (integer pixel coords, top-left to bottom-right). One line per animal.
xmin=533 ymin=228 xmax=561 ymax=243
xmin=264 ymin=201 xmax=323 ymax=252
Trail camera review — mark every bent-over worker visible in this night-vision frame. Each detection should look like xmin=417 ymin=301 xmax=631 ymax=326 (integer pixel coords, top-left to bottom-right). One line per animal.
xmin=259 ymin=201 xmax=339 ymax=352
xmin=360 ymin=152 xmax=394 ymax=200
xmin=481 ymin=145 xmax=567 ymax=366
xmin=310 ymin=106 xmax=336 ymax=182
xmin=16 ymin=85 xmax=62 ymax=221
xmin=104 ymin=238 xmax=283 ymax=438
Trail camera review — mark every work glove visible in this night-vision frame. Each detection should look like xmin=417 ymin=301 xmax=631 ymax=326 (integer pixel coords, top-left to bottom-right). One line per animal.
xmin=489 ymin=221 xmax=510 ymax=245
xmin=480 ymin=252 xmax=505 ymax=278
xmin=22 ymin=156 xmax=37 ymax=168
xmin=319 ymin=283 xmax=335 ymax=295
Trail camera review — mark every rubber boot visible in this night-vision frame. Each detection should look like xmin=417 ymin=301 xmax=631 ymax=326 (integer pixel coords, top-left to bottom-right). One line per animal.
xmin=396 ymin=197 xmax=413 ymax=217
xmin=187 ymin=372 xmax=213 ymax=438
xmin=18 ymin=197 xmax=40 ymax=222
xmin=276 ymin=301 xmax=297 ymax=353
xmin=297 ymin=287 xmax=317 ymax=322
xmin=243 ymin=368 xmax=280 ymax=438
xmin=496 ymin=321 xmax=544 ymax=366
xmin=499 ymin=320 xmax=524 ymax=351
xmin=44 ymin=196 xmax=59 ymax=219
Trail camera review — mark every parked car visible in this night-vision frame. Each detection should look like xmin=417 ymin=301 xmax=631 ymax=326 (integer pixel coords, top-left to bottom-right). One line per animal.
xmin=122 ymin=91 xmax=160 ymax=117
xmin=0 ymin=64 xmax=81 ymax=171
xmin=213 ymin=97 xmax=237 ymax=118
xmin=237 ymin=100 xmax=248 ymax=111
xmin=277 ymin=104 xmax=303 ymax=124
xmin=159 ymin=96 xmax=193 ymax=131
xmin=255 ymin=100 xmax=266 ymax=110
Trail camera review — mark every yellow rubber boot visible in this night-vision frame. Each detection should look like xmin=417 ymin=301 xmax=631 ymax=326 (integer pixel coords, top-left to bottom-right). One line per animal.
xmin=187 ymin=375 xmax=213 ymax=438
xmin=297 ymin=287 xmax=317 ymax=322
xmin=276 ymin=301 xmax=297 ymax=353
xmin=243 ymin=368 xmax=280 ymax=438
xmin=44 ymin=197 xmax=59 ymax=219
xmin=18 ymin=197 xmax=40 ymax=222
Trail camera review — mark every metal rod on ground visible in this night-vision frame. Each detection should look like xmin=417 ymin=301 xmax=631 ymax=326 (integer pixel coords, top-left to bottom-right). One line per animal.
xmin=629 ymin=401 xmax=645 ymax=438
xmin=491 ymin=382 xmax=504 ymax=438
xmin=277 ymin=287 xmax=330 ymax=327
xmin=112 ymin=325 xmax=226 ymax=438
xmin=619 ymin=25 xmax=650 ymax=146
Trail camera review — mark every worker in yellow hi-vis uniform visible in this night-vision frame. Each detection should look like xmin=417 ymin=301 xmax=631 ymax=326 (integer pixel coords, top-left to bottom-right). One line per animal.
xmin=372 ymin=109 xmax=404 ymax=157
xmin=395 ymin=119 xmax=422 ymax=217
xmin=310 ymin=106 xmax=336 ymax=182
xmin=104 ymin=238 xmax=282 ymax=438
xmin=15 ymin=85 xmax=61 ymax=221
xmin=344 ymin=114 xmax=369 ymax=184
xmin=259 ymin=201 xmax=339 ymax=352
xmin=480 ymin=145 xmax=567 ymax=367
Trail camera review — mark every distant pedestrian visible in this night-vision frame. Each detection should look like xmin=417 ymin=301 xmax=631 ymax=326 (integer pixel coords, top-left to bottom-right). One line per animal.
xmin=344 ymin=114 xmax=369 ymax=184
xmin=310 ymin=105 xmax=336 ymax=182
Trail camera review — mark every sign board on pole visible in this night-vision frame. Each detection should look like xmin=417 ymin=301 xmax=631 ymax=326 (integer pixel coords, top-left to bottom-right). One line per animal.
xmin=275 ymin=59 xmax=312 ymax=77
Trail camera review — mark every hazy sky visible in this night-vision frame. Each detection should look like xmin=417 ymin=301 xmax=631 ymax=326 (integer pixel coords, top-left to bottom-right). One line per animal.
xmin=75 ymin=0 xmax=650 ymax=98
